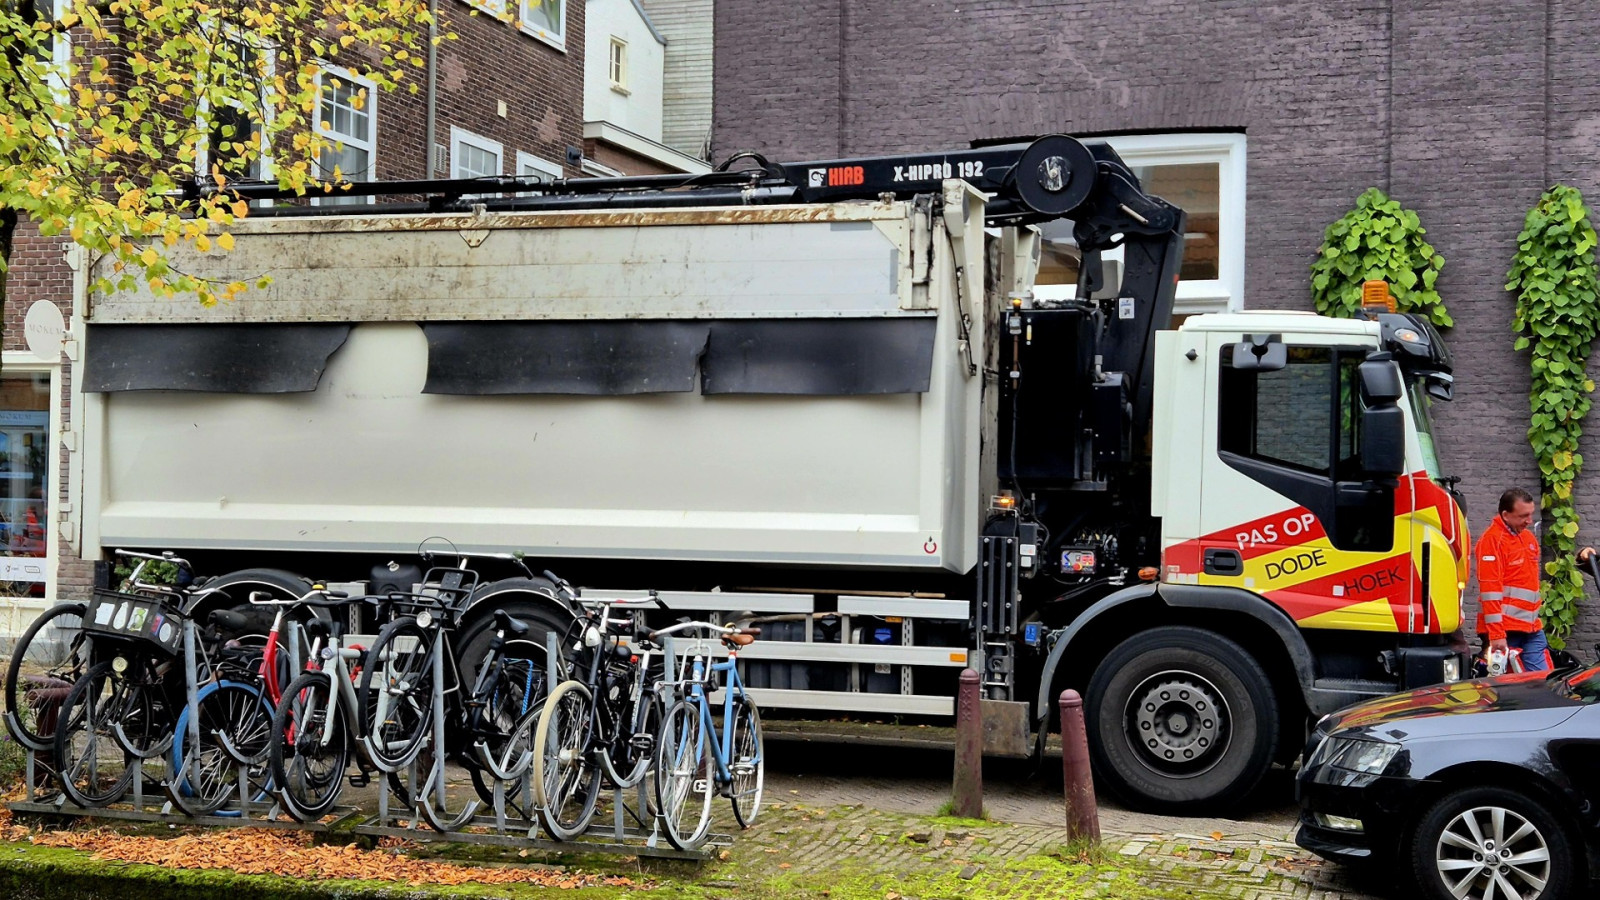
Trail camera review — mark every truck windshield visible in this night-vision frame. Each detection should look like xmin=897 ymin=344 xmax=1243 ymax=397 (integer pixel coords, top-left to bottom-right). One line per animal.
xmin=1406 ymin=374 xmax=1444 ymax=480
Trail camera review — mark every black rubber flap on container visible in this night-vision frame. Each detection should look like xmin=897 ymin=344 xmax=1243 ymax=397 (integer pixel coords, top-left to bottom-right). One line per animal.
xmin=83 ymin=323 xmax=350 ymax=393
xmin=422 ymin=320 xmax=710 ymax=394
xmin=702 ymin=317 xmax=937 ymax=395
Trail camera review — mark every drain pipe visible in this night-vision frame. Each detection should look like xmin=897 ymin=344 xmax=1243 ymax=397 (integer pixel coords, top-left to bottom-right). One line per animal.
xmin=424 ymin=0 xmax=439 ymax=176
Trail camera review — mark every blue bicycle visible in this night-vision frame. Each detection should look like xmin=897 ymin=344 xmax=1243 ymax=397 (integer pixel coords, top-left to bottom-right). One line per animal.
xmin=649 ymin=620 xmax=764 ymax=850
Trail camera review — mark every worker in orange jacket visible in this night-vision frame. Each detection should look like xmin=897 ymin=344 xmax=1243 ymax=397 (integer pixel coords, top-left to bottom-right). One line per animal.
xmin=1476 ymin=488 xmax=1552 ymax=671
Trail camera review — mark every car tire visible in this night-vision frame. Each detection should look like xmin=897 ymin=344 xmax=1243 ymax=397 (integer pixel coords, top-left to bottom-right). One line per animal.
xmin=1409 ymin=785 xmax=1580 ymax=900
xmin=1085 ymin=625 xmax=1278 ymax=812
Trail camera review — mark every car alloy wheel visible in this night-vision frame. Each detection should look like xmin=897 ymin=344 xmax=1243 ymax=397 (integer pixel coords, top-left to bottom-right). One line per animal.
xmin=1434 ymin=804 xmax=1550 ymax=900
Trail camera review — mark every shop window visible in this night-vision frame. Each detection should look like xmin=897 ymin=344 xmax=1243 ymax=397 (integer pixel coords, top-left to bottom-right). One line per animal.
xmin=1033 ymin=133 xmax=1245 ymax=316
xmin=0 ymin=373 xmax=51 ymax=596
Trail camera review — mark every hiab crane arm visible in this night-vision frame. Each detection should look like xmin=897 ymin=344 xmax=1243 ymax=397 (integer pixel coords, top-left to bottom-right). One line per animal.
xmin=191 ymin=134 xmax=1186 ymax=449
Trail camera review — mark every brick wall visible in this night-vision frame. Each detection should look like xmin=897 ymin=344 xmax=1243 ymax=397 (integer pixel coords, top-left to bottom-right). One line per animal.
xmin=712 ymin=0 xmax=1600 ymax=648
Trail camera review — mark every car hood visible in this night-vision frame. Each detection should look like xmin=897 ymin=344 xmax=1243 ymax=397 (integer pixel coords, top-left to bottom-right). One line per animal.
xmin=1322 ymin=672 xmax=1585 ymax=739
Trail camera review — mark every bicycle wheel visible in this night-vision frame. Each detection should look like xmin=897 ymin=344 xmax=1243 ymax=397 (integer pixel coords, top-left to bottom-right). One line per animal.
xmin=533 ymin=680 xmax=601 ymax=841
xmin=603 ymin=683 xmax=662 ymax=790
xmin=468 ymin=642 xmax=550 ymax=811
xmin=416 ymin=738 xmax=478 ymax=833
xmin=270 ymin=672 xmax=350 ymax=822
xmin=4 ymin=601 xmax=89 ymax=750
xmin=478 ymin=703 xmax=541 ymax=818
xmin=172 ymin=681 xmax=275 ymax=816
xmin=54 ymin=661 xmax=151 ymax=807
xmin=728 ymin=696 xmax=765 ymax=828
xmin=653 ymin=698 xmax=714 ymax=850
xmin=357 ymin=616 xmax=435 ymax=771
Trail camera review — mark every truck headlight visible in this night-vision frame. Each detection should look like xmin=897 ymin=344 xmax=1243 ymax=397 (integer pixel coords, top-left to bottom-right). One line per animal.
xmin=1320 ymin=737 xmax=1400 ymax=775
xmin=1441 ymin=656 xmax=1461 ymax=683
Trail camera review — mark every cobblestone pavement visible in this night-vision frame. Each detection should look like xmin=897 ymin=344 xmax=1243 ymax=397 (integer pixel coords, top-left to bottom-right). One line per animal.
xmin=712 ymin=800 xmax=1386 ymax=900
xmin=746 ymin=740 xmax=1387 ymax=899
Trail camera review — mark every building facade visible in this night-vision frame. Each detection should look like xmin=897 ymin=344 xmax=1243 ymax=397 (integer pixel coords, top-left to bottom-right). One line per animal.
xmin=0 ymin=0 xmax=588 ymax=637
xmin=582 ymin=0 xmax=711 ymax=175
xmin=712 ymin=0 xmax=1600 ymax=649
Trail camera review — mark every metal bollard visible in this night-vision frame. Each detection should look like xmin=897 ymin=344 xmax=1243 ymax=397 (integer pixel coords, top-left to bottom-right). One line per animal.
xmin=951 ymin=668 xmax=983 ymax=819
xmin=1059 ymin=689 xmax=1100 ymax=841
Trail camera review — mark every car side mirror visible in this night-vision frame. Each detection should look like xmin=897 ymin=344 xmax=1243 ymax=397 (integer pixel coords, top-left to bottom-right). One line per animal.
xmin=1229 ymin=334 xmax=1286 ymax=371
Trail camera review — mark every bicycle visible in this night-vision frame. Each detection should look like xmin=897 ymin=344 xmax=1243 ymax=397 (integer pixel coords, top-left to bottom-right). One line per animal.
xmin=649 ymin=619 xmax=765 ymax=851
xmin=4 ymin=597 xmax=90 ymax=758
xmin=267 ymin=587 xmax=426 ymax=821
xmin=53 ymin=551 xmax=255 ymax=810
xmin=530 ymin=587 xmax=668 ymax=841
xmin=357 ymin=559 xmax=553 ymax=832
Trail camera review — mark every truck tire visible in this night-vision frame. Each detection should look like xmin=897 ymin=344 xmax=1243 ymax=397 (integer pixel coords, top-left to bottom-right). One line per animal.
xmin=1085 ymin=625 xmax=1277 ymax=812
xmin=189 ymin=568 xmax=315 ymax=632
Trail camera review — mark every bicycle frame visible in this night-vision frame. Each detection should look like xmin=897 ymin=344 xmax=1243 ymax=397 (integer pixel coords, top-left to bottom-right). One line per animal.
xmin=681 ymin=649 xmax=751 ymax=788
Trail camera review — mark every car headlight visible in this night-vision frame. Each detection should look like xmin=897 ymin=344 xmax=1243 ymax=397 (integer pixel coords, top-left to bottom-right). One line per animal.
xmin=1318 ymin=736 xmax=1400 ymax=775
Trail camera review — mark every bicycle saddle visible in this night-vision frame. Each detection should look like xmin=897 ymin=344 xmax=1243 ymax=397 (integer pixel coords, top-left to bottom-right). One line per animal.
xmin=493 ymin=609 xmax=531 ymax=637
xmin=721 ymin=632 xmax=756 ymax=647
xmin=209 ymin=608 xmax=251 ymax=635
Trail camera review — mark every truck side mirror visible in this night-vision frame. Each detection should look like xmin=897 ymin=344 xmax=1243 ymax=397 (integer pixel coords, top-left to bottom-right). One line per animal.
xmin=1425 ymin=371 xmax=1453 ymax=402
xmin=1357 ymin=356 xmax=1404 ymax=405
xmin=1358 ymin=356 xmax=1406 ymax=477
xmin=1361 ymin=405 xmax=1406 ymax=477
xmin=1229 ymin=334 xmax=1285 ymax=371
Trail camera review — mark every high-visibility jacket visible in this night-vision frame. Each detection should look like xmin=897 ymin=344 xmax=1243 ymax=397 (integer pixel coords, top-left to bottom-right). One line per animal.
xmin=1475 ymin=514 xmax=1542 ymax=641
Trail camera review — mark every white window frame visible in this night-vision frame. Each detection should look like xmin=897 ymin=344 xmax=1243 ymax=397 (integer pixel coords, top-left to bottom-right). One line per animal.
xmin=451 ymin=126 xmax=504 ymax=180
xmin=312 ymin=65 xmax=378 ymax=204
xmin=460 ymin=0 xmax=508 ymax=17
xmin=608 ymin=37 xmax=628 ymax=93
xmin=1032 ymin=133 xmax=1246 ymax=316
xmin=194 ymin=28 xmax=276 ymax=187
xmin=519 ymin=0 xmax=566 ymax=51
xmin=516 ymin=151 xmax=562 ymax=182
xmin=0 ymin=353 xmax=61 ymax=621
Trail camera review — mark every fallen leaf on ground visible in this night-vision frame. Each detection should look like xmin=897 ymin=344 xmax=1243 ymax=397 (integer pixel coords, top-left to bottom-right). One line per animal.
xmin=1210 ymin=831 xmax=1224 ymax=840
xmin=28 ymin=828 xmax=646 ymax=889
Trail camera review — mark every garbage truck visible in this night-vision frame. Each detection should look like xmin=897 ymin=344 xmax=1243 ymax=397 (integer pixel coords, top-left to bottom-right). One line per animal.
xmin=60 ymin=134 xmax=1468 ymax=811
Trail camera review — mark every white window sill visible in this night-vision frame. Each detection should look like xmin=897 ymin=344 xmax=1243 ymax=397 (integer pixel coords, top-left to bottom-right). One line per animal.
xmin=519 ymin=25 xmax=566 ymax=52
xmin=610 ymin=84 xmax=630 ymax=96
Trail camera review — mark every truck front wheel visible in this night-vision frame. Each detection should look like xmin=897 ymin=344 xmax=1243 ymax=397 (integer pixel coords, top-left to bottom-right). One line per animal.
xmin=1085 ymin=626 xmax=1278 ymax=813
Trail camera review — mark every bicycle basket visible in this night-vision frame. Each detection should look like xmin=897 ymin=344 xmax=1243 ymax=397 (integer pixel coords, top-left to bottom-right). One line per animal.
xmin=84 ymin=589 xmax=190 ymax=655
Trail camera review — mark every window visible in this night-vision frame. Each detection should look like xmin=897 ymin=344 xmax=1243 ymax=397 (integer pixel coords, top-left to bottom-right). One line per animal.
xmin=0 ymin=372 xmax=52 ymax=598
xmin=608 ymin=37 xmax=628 ymax=92
xmin=451 ymin=127 xmax=503 ymax=179
xmin=195 ymin=32 xmax=272 ymax=185
xmin=1033 ymin=133 xmax=1246 ymax=316
xmin=516 ymin=151 xmax=562 ymax=182
xmin=461 ymin=0 xmax=507 ymax=15
xmin=1220 ymin=346 xmax=1335 ymax=475
xmin=313 ymin=67 xmax=376 ymax=205
xmin=33 ymin=0 xmax=70 ymax=101
xmin=520 ymin=0 xmax=565 ymax=47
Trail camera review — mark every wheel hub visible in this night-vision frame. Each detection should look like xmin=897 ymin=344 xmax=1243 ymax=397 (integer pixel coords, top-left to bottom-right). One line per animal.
xmin=1125 ymin=671 xmax=1230 ymax=775
xmin=1435 ymin=805 xmax=1551 ymax=900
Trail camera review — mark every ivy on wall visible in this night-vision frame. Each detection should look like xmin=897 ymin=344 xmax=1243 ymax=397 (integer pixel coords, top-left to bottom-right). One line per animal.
xmin=1507 ymin=185 xmax=1600 ymax=646
xmin=1311 ymin=188 xmax=1451 ymax=327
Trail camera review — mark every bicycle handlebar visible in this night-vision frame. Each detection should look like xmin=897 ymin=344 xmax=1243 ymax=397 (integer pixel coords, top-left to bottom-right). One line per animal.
xmin=647 ymin=621 xmax=761 ymax=641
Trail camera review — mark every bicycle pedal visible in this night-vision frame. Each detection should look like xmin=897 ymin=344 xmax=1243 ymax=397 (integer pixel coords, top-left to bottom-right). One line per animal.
xmin=628 ymin=734 xmax=654 ymax=752
xmin=347 ymin=772 xmax=371 ymax=788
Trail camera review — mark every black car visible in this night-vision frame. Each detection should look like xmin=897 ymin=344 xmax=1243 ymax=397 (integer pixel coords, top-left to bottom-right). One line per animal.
xmin=1297 ymin=667 xmax=1600 ymax=900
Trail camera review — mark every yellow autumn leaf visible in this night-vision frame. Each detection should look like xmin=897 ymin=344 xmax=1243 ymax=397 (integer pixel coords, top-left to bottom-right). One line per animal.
xmin=139 ymin=247 xmax=159 ymax=266
xmin=216 ymin=232 xmax=234 ymax=251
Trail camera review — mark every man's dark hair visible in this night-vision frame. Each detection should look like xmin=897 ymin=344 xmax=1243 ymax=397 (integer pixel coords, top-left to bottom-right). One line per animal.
xmin=1500 ymin=488 xmax=1536 ymax=513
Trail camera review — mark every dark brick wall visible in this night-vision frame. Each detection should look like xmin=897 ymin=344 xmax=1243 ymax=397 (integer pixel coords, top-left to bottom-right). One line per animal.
xmin=712 ymin=0 xmax=1600 ymax=648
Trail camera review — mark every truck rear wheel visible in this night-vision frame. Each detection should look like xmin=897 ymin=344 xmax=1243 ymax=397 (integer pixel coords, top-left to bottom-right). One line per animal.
xmin=1085 ymin=625 xmax=1277 ymax=812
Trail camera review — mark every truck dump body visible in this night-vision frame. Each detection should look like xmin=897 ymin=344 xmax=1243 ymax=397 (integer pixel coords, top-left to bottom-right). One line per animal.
xmin=81 ymin=198 xmax=986 ymax=574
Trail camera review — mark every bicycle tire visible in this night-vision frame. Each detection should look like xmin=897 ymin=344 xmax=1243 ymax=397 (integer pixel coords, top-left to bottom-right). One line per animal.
xmin=653 ymin=698 xmax=714 ymax=851
xmin=357 ymin=616 xmax=435 ymax=771
xmin=600 ymin=684 xmax=662 ymax=790
xmin=269 ymin=672 xmax=351 ymax=822
xmin=416 ymin=738 xmax=479 ymax=833
xmin=533 ymin=680 xmax=601 ymax=841
xmin=4 ymin=601 xmax=89 ymax=750
xmin=728 ymin=696 xmax=764 ymax=828
xmin=54 ymin=661 xmax=149 ymax=807
xmin=475 ymin=703 xmax=541 ymax=818
xmin=466 ymin=638 xmax=551 ymax=810
xmin=171 ymin=680 xmax=275 ymax=816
